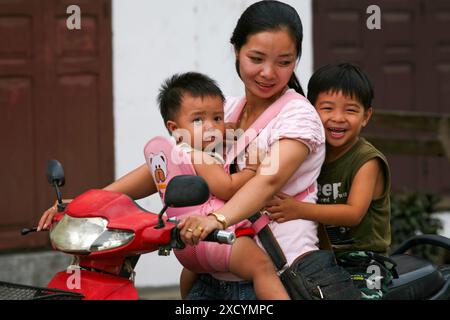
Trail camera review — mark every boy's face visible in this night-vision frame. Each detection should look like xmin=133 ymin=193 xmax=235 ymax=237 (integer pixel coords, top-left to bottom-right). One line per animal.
xmin=166 ymin=93 xmax=225 ymax=151
xmin=315 ymin=90 xmax=372 ymax=152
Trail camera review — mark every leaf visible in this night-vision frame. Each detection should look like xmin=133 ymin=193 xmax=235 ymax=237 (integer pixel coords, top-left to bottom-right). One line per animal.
xmin=390 ymin=190 xmax=444 ymax=261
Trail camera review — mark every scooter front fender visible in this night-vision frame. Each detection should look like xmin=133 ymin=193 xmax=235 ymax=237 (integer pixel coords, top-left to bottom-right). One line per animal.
xmin=48 ymin=269 xmax=138 ymax=300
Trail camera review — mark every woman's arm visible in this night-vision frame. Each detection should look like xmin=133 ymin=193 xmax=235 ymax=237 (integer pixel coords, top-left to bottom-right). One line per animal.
xmin=103 ymin=163 xmax=157 ymax=199
xmin=216 ymin=139 xmax=309 ymax=225
xmin=267 ymin=159 xmax=384 ymax=226
xmin=179 ymin=139 xmax=310 ymax=245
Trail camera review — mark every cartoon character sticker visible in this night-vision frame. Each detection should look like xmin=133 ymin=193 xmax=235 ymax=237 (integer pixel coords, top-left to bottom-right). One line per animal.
xmin=149 ymin=152 xmax=168 ymax=194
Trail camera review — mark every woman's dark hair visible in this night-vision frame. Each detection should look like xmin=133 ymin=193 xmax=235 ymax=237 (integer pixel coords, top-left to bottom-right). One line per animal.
xmin=307 ymin=63 xmax=374 ymax=110
xmin=230 ymin=0 xmax=305 ymax=95
xmin=157 ymin=72 xmax=225 ymax=126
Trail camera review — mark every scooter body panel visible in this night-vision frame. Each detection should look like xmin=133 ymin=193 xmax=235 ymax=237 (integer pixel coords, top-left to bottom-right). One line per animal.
xmin=48 ymin=270 xmax=138 ymax=300
xmin=59 ymin=189 xmax=175 ymax=258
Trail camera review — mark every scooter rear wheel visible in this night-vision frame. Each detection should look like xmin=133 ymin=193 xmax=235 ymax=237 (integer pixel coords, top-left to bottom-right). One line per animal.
xmin=439 ymin=265 xmax=450 ymax=281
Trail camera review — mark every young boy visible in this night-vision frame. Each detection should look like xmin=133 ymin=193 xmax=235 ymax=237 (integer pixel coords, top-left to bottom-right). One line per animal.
xmin=156 ymin=72 xmax=289 ymax=300
xmin=264 ymin=63 xmax=394 ymax=299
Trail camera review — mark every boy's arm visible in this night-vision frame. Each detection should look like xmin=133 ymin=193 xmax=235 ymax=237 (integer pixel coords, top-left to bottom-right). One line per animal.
xmin=192 ymin=151 xmax=256 ymax=201
xmin=268 ymin=158 xmax=384 ymax=226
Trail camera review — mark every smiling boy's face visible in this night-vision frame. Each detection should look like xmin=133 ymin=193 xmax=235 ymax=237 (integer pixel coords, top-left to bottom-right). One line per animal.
xmin=315 ymin=90 xmax=372 ymax=157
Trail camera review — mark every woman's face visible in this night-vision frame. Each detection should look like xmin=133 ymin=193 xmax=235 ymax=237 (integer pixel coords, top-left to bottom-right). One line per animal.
xmin=236 ymin=29 xmax=297 ymax=101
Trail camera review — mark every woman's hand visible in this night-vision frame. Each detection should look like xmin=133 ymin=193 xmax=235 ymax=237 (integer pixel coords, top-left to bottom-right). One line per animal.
xmin=37 ymin=199 xmax=73 ymax=231
xmin=265 ymin=192 xmax=301 ymax=223
xmin=178 ymin=215 xmax=223 ymax=246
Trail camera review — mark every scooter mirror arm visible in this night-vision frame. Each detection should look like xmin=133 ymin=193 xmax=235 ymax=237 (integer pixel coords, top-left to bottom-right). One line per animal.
xmin=155 ymin=204 xmax=169 ymax=229
xmin=392 ymin=234 xmax=450 ymax=255
xmin=57 ymin=202 xmax=67 ymax=212
xmin=52 ymin=181 xmax=66 ymax=212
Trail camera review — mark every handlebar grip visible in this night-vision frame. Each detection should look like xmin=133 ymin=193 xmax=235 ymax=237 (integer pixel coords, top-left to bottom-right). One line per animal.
xmin=21 ymin=227 xmax=37 ymax=236
xmin=171 ymin=227 xmax=236 ymax=249
xmin=204 ymin=229 xmax=236 ymax=244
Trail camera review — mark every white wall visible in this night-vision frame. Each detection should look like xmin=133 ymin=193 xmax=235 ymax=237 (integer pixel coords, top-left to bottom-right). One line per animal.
xmin=112 ymin=0 xmax=313 ymax=287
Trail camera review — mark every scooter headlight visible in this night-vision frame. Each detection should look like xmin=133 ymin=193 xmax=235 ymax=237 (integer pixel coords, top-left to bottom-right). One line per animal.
xmin=50 ymin=215 xmax=134 ymax=253
xmin=89 ymin=229 xmax=135 ymax=252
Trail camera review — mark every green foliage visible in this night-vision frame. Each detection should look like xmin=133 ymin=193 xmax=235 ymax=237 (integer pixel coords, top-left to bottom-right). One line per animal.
xmin=390 ymin=191 xmax=444 ymax=263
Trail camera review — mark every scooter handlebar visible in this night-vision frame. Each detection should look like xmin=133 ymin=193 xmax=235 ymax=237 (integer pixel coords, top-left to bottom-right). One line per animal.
xmin=21 ymin=227 xmax=38 ymax=235
xmin=172 ymin=227 xmax=236 ymax=247
xmin=204 ymin=229 xmax=236 ymax=244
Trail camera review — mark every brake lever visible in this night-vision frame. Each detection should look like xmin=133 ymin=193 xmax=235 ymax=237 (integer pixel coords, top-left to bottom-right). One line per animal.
xmin=21 ymin=227 xmax=38 ymax=235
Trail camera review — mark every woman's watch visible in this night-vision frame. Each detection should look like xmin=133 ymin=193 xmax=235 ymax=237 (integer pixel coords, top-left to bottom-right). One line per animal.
xmin=208 ymin=212 xmax=227 ymax=230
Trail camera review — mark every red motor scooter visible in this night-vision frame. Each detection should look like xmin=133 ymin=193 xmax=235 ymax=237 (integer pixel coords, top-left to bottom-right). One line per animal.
xmin=2 ymin=160 xmax=449 ymax=300
xmin=0 ymin=160 xmax=234 ymax=300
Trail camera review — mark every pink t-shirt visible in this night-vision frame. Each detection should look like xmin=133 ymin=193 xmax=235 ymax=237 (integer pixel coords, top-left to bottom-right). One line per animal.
xmin=213 ymin=89 xmax=326 ymax=281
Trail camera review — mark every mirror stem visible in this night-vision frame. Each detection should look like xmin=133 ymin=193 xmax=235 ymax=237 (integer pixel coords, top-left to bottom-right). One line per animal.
xmin=155 ymin=204 xmax=168 ymax=229
xmin=53 ymin=182 xmax=66 ymax=212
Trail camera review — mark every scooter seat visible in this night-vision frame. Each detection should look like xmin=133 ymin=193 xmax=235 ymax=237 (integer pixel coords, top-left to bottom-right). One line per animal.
xmin=384 ymin=254 xmax=444 ymax=300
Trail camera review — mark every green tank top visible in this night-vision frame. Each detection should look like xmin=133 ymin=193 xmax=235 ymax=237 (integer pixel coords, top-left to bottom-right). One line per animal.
xmin=318 ymin=138 xmax=391 ymax=255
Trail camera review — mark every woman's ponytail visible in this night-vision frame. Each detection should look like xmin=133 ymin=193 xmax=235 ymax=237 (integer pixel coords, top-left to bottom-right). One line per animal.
xmin=288 ymin=73 xmax=305 ymax=96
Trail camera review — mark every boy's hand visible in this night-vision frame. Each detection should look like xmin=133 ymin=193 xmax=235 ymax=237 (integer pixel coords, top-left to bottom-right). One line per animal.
xmin=265 ymin=192 xmax=301 ymax=223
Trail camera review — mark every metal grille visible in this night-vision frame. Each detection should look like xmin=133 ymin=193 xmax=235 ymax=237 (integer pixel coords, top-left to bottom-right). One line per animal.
xmin=0 ymin=281 xmax=83 ymax=300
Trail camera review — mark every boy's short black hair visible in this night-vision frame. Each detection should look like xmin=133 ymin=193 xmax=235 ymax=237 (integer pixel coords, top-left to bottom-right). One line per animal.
xmin=307 ymin=63 xmax=374 ymax=110
xmin=157 ymin=72 xmax=225 ymax=125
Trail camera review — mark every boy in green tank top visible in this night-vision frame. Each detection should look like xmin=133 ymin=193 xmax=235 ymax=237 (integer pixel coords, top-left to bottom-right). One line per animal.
xmin=265 ymin=63 xmax=395 ymax=299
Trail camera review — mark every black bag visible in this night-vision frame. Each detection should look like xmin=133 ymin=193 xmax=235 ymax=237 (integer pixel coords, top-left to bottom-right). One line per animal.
xmin=279 ymin=250 xmax=361 ymax=300
xmin=250 ymin=215 xmax=360 ymax=300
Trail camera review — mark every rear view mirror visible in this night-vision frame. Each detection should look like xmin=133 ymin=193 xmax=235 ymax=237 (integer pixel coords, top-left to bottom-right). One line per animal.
xmin=164 ymin=175 xmax=209 ymax=207
xmin=47 ymin=160 xmax=65 ymax=187
xmin=155 ymin=175 xmax=209 ymax=229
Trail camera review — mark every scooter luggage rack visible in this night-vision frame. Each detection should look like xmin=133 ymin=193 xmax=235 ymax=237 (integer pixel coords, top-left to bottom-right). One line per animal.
xmin=0 ymin=280 xmax=84 ymax=300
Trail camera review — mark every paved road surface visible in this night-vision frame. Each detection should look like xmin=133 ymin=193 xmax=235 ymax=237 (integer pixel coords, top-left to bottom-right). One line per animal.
xmin=138 ymin=286 xmax=181 ymax=300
